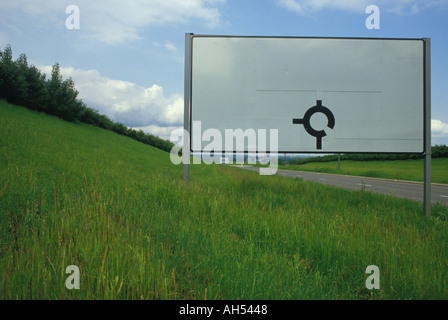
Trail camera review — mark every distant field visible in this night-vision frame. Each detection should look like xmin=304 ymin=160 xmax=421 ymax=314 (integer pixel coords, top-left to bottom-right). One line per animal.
xmin=278 ymin=159 xmax=448 ymax=184
xmin=1 ymin=100 xmax=448 ymax=300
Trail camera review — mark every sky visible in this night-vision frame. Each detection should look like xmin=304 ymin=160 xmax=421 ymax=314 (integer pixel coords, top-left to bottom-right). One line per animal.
xmin=1 ymin=0 xmax=448 ymax=146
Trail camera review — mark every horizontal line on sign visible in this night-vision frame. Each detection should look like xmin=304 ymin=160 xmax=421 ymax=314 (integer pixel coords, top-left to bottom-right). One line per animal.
xmin=256 ymin=89 xmax=315 ymax=92
xmin=320 ymin=90 xmax=382 ymax=93
xmin=334 ymin=138 xmax=422 ymax=141
xmin=256 ymin=89 xmax=382 ymax=93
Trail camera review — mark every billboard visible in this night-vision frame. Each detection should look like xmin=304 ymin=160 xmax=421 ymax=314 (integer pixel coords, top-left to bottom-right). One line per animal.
xmin=188 ymin=36 xmax=427 ymax=154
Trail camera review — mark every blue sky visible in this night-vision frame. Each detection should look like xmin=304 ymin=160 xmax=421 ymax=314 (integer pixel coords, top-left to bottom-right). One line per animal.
xmin=1 ymin=0 xmax=447 ymax=145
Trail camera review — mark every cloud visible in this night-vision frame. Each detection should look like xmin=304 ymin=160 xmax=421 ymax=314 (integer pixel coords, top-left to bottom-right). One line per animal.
xmin=39 ymin=65 xmax=183 ymax=132
xmin=276 ymin=0 xmax=306 ymax=14
xmin=432 ymin=119 xmax=448 ymax=138
xmin=164 ymin=40 xmax=178 ymax=52
xmin=275 ymin=0 xmax=448 ymax=14
xmin=276 ymin=0 xmax=371 ymax=14
xmin=0 ymin=0 xmax=226 ymax=45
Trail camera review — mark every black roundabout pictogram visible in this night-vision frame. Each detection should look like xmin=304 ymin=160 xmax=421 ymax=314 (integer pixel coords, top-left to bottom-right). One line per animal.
xmin=292 ymin=100 xmax=335 ymax=150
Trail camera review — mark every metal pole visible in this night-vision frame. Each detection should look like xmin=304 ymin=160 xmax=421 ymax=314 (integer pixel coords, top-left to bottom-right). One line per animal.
xmin=338 ymin=153 xmax=341 ymax=171
xmin=183 ymin=33 xmax=193 ymax=186
xmin=423 ymin=38 xmax=431 ymax=216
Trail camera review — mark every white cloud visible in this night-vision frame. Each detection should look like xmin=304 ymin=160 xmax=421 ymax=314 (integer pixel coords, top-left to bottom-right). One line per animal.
xmin=164 ymin=40 xmax=178 ymax=52
xmin=275 ymin=0 xmax=448 ymax=14
xmin=276 ymin=0 xmax=371 ymax=14
xmin=276 ymin=0 xmax=306 ymax=14
xmin=0 ymin=0 xmax=226 ymax=45
xmin=39 ymin=65 xmax=183 ymax=132
xmin=432 ymin=119 xmax=448 ymax=138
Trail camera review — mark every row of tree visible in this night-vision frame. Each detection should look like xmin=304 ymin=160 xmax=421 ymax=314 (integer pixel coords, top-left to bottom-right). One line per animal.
xmin=0 ymin=45 xmax=174 ymax=153
xmin=289 ymin=144 xmax=448 ymax=165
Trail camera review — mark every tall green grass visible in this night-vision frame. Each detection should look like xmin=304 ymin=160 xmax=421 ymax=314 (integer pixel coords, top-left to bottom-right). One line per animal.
xmin=1 ymin=100 xmax=448 ymax=299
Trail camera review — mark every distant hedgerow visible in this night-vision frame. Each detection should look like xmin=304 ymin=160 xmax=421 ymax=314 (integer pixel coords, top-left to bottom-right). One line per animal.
xmin=288 ymin=146 xmax=447 ymax=165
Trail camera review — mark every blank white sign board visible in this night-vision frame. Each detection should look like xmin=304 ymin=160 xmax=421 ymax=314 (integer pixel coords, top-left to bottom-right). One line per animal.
xmin=190 ymin=36 xmax=425 ymax=153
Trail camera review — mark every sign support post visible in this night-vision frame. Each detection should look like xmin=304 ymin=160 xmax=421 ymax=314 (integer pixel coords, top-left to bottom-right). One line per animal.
xmin=424 ymin=38 xmax=431 ymax=216
xmin=183 ymin=33 xmax=193 ymax=186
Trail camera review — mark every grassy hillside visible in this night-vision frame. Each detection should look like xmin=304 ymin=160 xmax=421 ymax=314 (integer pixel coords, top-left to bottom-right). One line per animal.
xmin=1 ymin=100 xmax=448 ymax=300
xmin=278 ymin=159 xmax=448 ymax=184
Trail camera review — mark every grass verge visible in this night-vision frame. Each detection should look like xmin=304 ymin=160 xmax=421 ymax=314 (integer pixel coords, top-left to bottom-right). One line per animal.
xmin=269 ymin=158 xmax=448 ymax=184
xmin=1 ymin=101 xmax=448 ymax=299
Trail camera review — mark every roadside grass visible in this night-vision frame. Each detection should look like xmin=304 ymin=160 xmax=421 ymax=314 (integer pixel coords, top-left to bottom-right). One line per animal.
xmin=1 ymin=101 xmax=448 ymax=299
xmin=276 ymin=159 xmax=448 ymax=184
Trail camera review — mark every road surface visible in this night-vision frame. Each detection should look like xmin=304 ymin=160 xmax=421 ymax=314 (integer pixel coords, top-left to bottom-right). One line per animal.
xmin=233 ymin=165 xmax=448 ymax=205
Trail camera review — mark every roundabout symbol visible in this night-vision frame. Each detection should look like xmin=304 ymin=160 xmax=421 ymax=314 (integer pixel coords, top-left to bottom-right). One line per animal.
xmin=292 ymin=100 xmax=335 ymax=150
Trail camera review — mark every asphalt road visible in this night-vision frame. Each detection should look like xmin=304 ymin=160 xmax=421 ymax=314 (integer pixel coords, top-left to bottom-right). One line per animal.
xmin=233 ymin=165 xmax=448 ymax=206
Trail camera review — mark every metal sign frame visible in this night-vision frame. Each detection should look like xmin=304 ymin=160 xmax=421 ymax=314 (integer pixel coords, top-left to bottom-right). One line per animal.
xmin=183 ymin=33 xmax=431 ymax=215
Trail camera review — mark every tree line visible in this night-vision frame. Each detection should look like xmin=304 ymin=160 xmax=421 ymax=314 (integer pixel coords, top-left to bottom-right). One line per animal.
xmin=289 ymin=144 xmax=448 ymax=165
xmin=0 ymin=45 xmax=174 ymax=153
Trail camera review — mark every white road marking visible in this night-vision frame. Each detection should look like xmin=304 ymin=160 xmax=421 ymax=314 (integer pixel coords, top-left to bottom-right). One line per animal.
xmin=440 ymin=195 xmax=448 ymax=198
xmin=358 ymin=183 xmax=372 ymax=187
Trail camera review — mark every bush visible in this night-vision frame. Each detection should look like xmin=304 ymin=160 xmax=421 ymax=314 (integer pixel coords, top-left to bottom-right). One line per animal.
xmin=0 ymin=45 xmax=174 ymax=153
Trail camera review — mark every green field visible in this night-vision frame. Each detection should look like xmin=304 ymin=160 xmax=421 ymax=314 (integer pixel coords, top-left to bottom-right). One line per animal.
xmin=1 ymin=100 xmax=448 ymax=300
xmin=278 ymin=159 xmax=448 ymax=184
